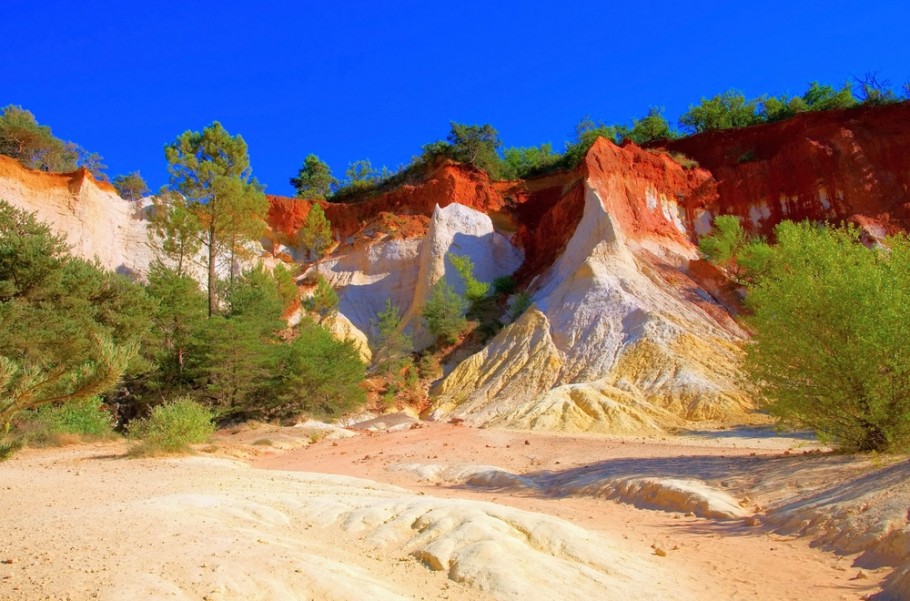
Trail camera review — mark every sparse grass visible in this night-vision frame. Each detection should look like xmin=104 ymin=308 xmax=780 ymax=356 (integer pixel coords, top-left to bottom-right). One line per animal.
xmin=127 ymin=397 xmax=215 ymax=456
xmin=252 ymin=438 xmax=274 ymax=446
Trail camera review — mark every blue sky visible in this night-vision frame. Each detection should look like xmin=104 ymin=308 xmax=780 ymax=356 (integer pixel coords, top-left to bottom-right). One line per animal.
xmin=2 ymin=0 xmax=908 ymax=196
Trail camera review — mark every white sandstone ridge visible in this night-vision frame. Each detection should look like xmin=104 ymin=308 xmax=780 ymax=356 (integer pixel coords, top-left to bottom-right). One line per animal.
xmin=311 ymin=202 xmax=522 ymax=347
xmin=431 ymin=179 xmax=753 ymax=433
xmin=0 ymin=155 xmax=154 ymax=276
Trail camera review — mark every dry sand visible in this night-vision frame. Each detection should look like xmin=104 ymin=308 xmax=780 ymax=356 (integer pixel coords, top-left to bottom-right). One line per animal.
xmin=1 ymin=421 xmax=906 ymax=600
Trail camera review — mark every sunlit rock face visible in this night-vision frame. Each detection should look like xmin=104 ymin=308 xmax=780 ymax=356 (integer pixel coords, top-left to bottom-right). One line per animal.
xmin=432 ymin=141 xmax=752 ymax=432
xmin=0 ymin=155 xmax=154 ymax=276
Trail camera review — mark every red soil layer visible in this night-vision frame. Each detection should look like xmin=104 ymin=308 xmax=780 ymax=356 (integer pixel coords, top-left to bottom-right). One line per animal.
xmin=664 ymin=102 xmax=910 ymax=235
xmin=0 ymin=155 xmax=119 ymax=196
xmin=267 ymin=162 xmax=508 ymax=243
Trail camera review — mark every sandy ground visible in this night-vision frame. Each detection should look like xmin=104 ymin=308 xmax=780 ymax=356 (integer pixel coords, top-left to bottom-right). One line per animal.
xmin=0 ymin=421 xmax=905 ymax=600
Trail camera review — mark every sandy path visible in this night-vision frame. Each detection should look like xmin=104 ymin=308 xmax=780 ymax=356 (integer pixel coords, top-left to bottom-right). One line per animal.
xmin=254 ymin=423 xmax=889 ymax=600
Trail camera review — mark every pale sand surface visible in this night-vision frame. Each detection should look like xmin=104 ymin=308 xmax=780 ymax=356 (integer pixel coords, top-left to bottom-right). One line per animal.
xmin=1 ymin=422 xmax=904 ymax=600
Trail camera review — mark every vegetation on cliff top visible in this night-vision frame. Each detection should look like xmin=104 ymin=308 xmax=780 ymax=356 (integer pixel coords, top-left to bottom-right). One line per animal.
xmin=287 ymin=76 xmax=909 ymax=203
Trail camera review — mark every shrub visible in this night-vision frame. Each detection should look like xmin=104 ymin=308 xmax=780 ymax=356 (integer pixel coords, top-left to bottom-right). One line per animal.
xmin=745 ymin=222 xmax=910 ymax=452
xmin=449 ymin=254 xmax=490 ymax=303
xmin=21 ymin=397 xmax=115 ymax=445
xmin=297 ymin=204 xmax=333 ymax=261
xmin=266 ymin=319 xmax=366 ymax=420
xmin=128 ymin=397 xmax=215 ymax=454
xmin=421 ymin=279 xmax=468 ymax=345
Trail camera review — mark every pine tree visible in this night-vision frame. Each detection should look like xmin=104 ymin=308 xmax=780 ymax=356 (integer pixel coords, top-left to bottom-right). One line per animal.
xmin=0 ymin=201 xmax=152 ymax=428
xmin=297 ymin=204 xmax=333 ymax=261
xmin=290 ymin=154 xmax=337 ymax=199
xmin=164 ymin=122 xmax=268 ymax=316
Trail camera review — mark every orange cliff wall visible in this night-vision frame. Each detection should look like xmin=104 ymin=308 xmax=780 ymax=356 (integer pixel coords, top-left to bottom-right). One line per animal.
xmin=664 ymin=101 xmax=910 ymax=236
xmin=267 ymin=141 xmax=719 ymax=284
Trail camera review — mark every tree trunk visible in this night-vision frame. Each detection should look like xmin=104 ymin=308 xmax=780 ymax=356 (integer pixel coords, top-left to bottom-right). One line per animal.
xmin=207 ymin=224 xmax=217 ymax=317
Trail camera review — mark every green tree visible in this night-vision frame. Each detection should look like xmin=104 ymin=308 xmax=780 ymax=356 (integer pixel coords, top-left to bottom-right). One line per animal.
xmin=0 ymin=201 xmax=152 ymax=429
xmin=371 ymin=299 xmax=413 ymax=375
xmin=449 ymin=254 xmax=490 ymax=303
xmin=445 ymin=122 xmax=504 ymax=178
xmin=266 ymin=319 xmax=365 ymax=420
xmin=801 ymin=81 xmax=856 ymax=111
xmin=501 ymin=143 xmax=560 ymax=179
xmin=164 ymin=122 xmax=268 ymax=316
xmin=626 ymin=107 xmax=677 ymax=144
xmin=421 ymin=279 xmax=468 ymax=345
xmin=745 ymin=222 xmax=910 ymax=452
xmin=112 ymin=171 xmax=150 ymax=201
xmin=304 ymin=273 xmax=338 ymax=317
xmin=196 ymin=266 xmax=286 ymax=413
xmin=560 ymin=117 xmax=628 ymax=168
xmin=344 ymin=159 xmax=380 ymax=188
xmin=143 ymin=262 xmax=208 ymax=394
xmin=297 ymin=203 xmax=333 ymax=261
xmin=290 ymin=154 xmax=338 ymax=199
xmin=0 ymin=105 xmax=79 ymax=172
xmin=148 ymin=188 xmax=203 ymax=277
xmin=679 ymin=90 xmax=762 ymax=134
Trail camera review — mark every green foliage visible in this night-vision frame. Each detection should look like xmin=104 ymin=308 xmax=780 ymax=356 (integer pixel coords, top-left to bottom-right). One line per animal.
xmin=148 ymin=188 xmax=203 ymax=277
xmin=0 ymin=105 xmax=107 ymax=179
xmin=0 ymin=201 xmax=152 ymax=429
xmin=697 ymin=214 xmax=773 ymax=283
xmin=492 ymin=275 xmax=517 ymax=296
xmin=194 ymin=266 xmax=287 ymax=412
xmin=421 ymin=122 xmax=507 ymax=179
xmin=679 ymin=90 xmax=762 ymax=134
xmin=272 ymin=263 xmax=299 ymax=310
xmin=128 ymin=397 xmax=214 ymax=454
xmin=854 ymin=72 xmax=900 ymax=106
xmin=560 ymin=117 xmax=627 ymax=168
xmin=698 ymin=215 xmax=748 ymax=265
xmin=371 ymin=299 xmax=413 ymax=375
xmin=0 ymin=105 xmax=82 ymax=173
xmin=304 ymin=273 xmax=338 ymax=317
xmin=449 ymin=254 xmax=490 ymax=303
xmin=15 ymin=397 xmax=114 ymax=446
xmin=290 ymin=154 xmax=338 ymax=200
xmin=112 ymin=171 xmax=150 ymax=201
xmin=142 ymin=262 xmax=208 ymax=395
xmin=801 ymin=81 xmax=857 ymax=111
xmin=164 ymin=121 xmax=268 ymax=316
xmin=626 ymin=107 xmax=677 ymax=144
xmin=421 ymin=279 xmax=468 ymax=345
xmin=297 ymin=203 xmax=333 ymax=261
xmin=501 ymin=143 xmax=561 ymax=179
xmin=744 ymin=222 xmax=910 ymax=452
xmin=265 ymin=319 xmax=365 ymax=420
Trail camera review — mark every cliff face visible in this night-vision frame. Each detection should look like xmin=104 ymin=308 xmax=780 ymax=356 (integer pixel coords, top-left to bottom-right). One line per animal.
xmin=665 ymin=101 xmax=910 ymax=237
xmin=431 ymin=139 xmax=750 ymax=431
xmin=5 ymin=103 xmax=907 ymax=434
xmin=0 ymin=155 xmax=154 ymax=276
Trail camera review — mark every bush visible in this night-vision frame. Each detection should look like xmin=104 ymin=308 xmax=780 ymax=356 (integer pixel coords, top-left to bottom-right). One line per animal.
xmin=128 ymin=397 xmax=215 ymax=454
xmin=266 ymin=319 xmax=366 ymax=420
xmin=14 ymin=397 xmax=115 ymax=446
xmin=421 ymin=279 xmax=468 ymax=345
xmin=745 ymin=222 xmax=910 ymax=452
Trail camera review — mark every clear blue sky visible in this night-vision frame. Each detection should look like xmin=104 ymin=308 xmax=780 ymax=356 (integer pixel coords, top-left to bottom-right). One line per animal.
xmin=2 ymin=0 xmax=908 ymax=196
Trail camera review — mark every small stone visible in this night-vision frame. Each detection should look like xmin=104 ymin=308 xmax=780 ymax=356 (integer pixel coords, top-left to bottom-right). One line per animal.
xmin=744 ymin=516 xmax=761 ymax=527
xmin=653 ymin=548 xmax=667 ymax=557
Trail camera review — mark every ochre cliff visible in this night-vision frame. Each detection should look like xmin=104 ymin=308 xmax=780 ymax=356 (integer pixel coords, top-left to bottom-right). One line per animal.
xmin=4 ymin=103 xmax=908 ymax=434
xmin=0 ymin=155 xmax=153 ymax=275
xmin=664 ymin=101 xmax=910 ymax=237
